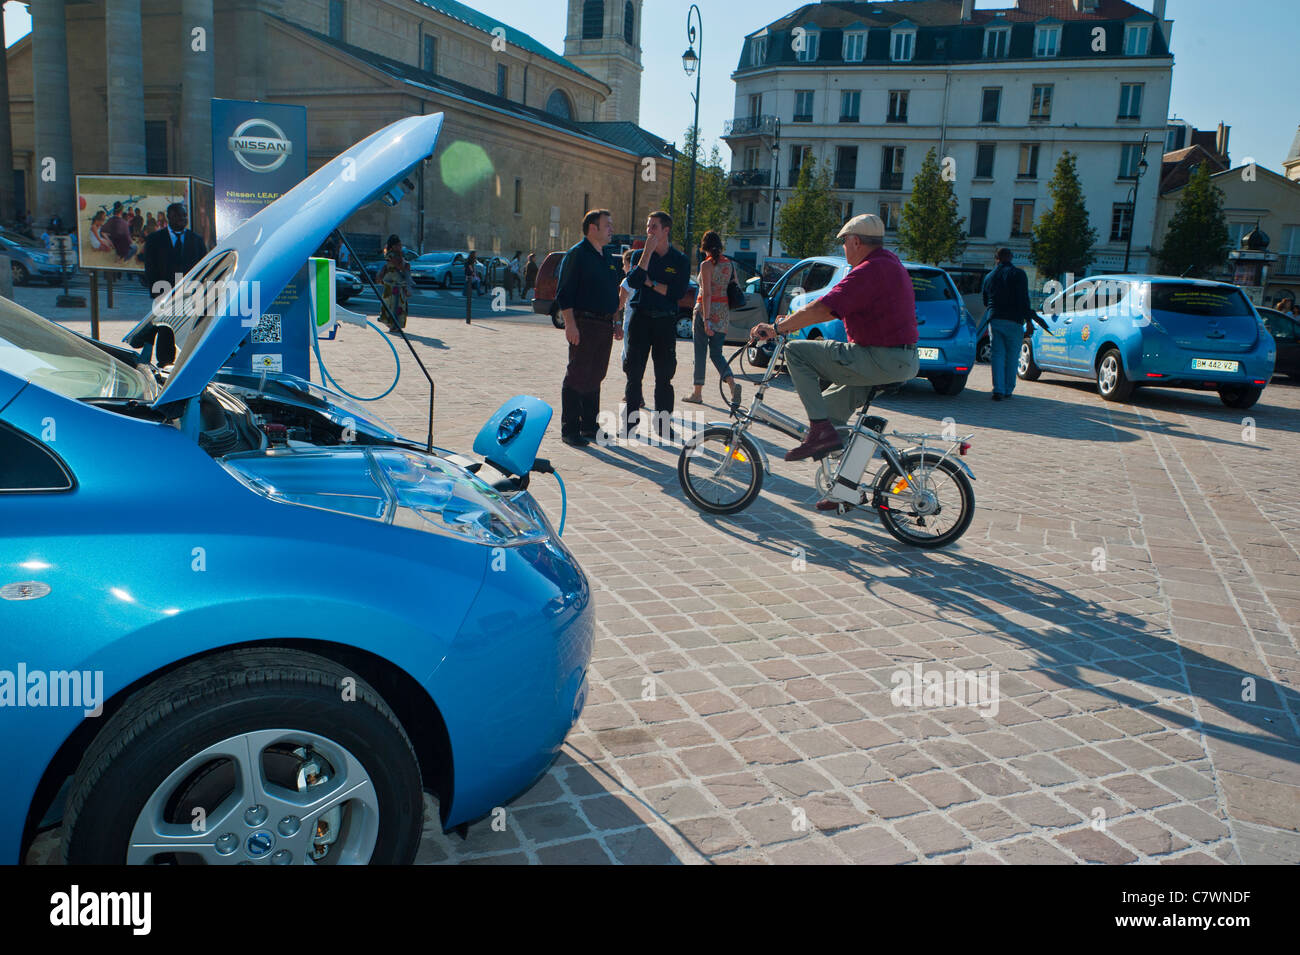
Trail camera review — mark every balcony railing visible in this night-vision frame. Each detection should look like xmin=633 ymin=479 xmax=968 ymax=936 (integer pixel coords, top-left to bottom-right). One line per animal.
xmin=1276 ymin=254 xmax=1300 ymax=276
xmin=879 ymin=172 xmax=903 ymax=190
xmin=729 ymin=168 xmax=772 ymax=188
xmin=723 ymin=114 xmax=779 ymax=138
xmin=834 ymin=170 xmax=857 ymax=189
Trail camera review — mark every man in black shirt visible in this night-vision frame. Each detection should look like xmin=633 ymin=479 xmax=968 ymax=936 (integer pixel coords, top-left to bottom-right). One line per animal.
xmin=556 ymin=209 xmax=622 ymax=446
xmin=143 ymin=203 xmax=207 ymax=299
xmin=623 ymin=210 xmax=689 ymax=441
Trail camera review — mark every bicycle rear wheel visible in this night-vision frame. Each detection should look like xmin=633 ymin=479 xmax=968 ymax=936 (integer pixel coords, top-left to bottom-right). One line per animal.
xmin=678 ymin=426 xmax=763 ymax=514
xmin=872 ymin=451 xmax=974 ymax=548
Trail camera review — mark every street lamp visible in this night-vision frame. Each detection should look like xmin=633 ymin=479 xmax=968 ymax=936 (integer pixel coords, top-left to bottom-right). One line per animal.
xmin=1122 ymin=131 xmax=1151 ymax=273
xmin=682 ymin=4 xmax=702 ymax=270
xmin=767 ymin=117 xmax=782 ymax=257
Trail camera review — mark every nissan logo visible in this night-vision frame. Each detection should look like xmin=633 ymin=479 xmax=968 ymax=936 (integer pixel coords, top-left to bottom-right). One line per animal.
xmin=227 ymin=118 xmax=293 ymax=173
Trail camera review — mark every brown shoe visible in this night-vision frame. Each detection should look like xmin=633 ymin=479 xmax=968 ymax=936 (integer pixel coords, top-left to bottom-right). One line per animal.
xmin=785 ymin=420 xmax=843 ymax=462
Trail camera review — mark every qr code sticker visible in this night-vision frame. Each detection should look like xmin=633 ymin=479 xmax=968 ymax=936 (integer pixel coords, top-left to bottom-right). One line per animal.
xmin=251 ymin=312 xmax=282 ymax=344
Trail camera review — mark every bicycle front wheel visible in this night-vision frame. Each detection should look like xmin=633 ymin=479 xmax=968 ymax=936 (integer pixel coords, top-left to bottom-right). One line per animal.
xmin=678 ymin=426 xmax=764 ymax=514
xmin=872 ymin=451 xmax=975 ymax=548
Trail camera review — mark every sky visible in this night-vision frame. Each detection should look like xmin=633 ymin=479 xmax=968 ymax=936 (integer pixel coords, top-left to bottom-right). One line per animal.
xmin=3 ymin=0 xmax=1296 ymax=170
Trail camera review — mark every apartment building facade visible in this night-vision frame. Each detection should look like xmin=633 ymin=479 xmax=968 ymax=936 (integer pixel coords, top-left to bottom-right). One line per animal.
xmin=725 ymin=0 xmax=1173 ymax=281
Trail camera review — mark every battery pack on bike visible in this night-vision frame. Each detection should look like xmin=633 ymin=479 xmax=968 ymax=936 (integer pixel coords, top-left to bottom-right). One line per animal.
xmin=827 ymin=416 xmax=886 ymax=504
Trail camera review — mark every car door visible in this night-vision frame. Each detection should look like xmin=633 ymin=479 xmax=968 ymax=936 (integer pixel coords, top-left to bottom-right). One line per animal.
xmin=766 ymin=261 xmax=816 ymax=320
xmin=724 ymin=260 xmax=766 ymax=342
xmin=1034 ymin=283 xmax=1075 ymax=371
xmin=1260 ymin=308 xmax=1300 ymax=377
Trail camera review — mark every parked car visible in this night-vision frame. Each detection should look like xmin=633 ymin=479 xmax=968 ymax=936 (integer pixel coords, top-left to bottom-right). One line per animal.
xmin=335 ymin=267 xmax=363 ymax=304
xmin=751 ymin=256 xmax=977 ymax=395
xmin=360 ymin=245 xmax=417 ymax=282
xmin=411 ymin=251 xmax=485 ymax=290
xmin=1254 ymin=307 xmax=1300 ymax=381
xmin=1019 ymin=275 xmax=1276 ymax=408
xmin=0 ymin=228 xmax=65 ymax=286
xmin=0 ymin=113 xmax=592 ymax=866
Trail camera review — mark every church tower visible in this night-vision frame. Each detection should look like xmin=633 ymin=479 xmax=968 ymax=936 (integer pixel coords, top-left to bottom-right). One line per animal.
xmin=564 ymin=0 xmax=643 ymax=124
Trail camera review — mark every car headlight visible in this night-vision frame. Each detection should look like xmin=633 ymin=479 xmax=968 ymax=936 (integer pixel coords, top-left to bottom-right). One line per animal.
xmin=31 ymin=253 xmax=50 ymax=264
xmin=222 ymin=448 xmax=548 ymax=546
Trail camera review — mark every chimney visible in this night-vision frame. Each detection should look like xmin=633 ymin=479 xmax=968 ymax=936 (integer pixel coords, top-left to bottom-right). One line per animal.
xmin=1216 ymin=122 xmax=1231 ymax=164
xmin=961 ymin=0 xmax=974 ymax=20
xmin=1152 ymin=0 xmax=1167 ymax=20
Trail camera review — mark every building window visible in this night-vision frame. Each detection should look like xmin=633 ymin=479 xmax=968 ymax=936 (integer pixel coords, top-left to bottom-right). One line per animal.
xmin=328 ymin=0 xmax=345 ymax=40
xmin=983 ymin=27 xmax=1009 ymax=58
xmin=422 ymin=34 xmax=438 ymax=73
xmin=1119 ymin=143 xmax=1143 ymax=179
xmin=1030 ymin=84 xmax=1053 ymax=122
xmin=981 ymin=88 xmax=1001 ymax=123
xmin=514 ymin=178 xmax=522 ymax=215
xmin=1011 ymin=200 xmax=1035 ymax=236
xmin=887 ymin=90 xmax=908 ymax=123
xmin=788 ymin=145 xmax=811 ymax=186
xmin=1118 ymin=83 xmax=1143 ymax=120
xmin=144 ymin=120 xmax=168 ymax=174
xmin=1018 ymin=144 xmax=1040 ymax=179
xmin=879 ymin=200 xmax=902 ymax=232
xmin=881 ymin=146 xmax=904 ymax=191
xmin=583 ymin=193 xmax=590 ymax=212
xmin=748 ymin=94 xmax=763 ymax=119
xmin=838 ymin=200 xmax=855 ymax=222
xmin=751 ymin=35 xmax=767 ymax=66
xmin=1111 ymin=203 xmax=1133 ymax=242
xmin=975 ymin=143 xmax=996 ymax=179
xmin=835 ymin=146 xmax=858 ymax=189
xmin=843 ymin=31 xmax=866 ymax=62
xmin=840 ymin=91 xmax=860 ymax=123
xmin=744 ymin=146 xmax=760 ymax=170
xmin=624 ymin=1 xmax=635 ymax=45
xmin=794 ymin=90 xmax=814 ymax=123
xmin=497 ymin=64 xmax=508 ymax=98
xmin=969 ymin=197 xmax=990 ymax=238
xmin=1124 ymin=23 xmax=1151 ymax=55
xmin=891 ymin=30 xmax=915 ymax=62
xmin=582 ymin=0 xmax=603 ymax=40
xmin=546 ymin=89 xmax=573 ymax=120
xmin=742 ymin=201 xmax=756 ymax=227
xmin=1034 ymin=25 xmax=1061 ymax=57
xmin=797 ymin=31 xmax=820 ymax=62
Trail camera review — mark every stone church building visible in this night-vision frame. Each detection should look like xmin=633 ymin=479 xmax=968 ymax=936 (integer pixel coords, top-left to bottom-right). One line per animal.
xmin=4 ymin=0 xmax=671 ymax=257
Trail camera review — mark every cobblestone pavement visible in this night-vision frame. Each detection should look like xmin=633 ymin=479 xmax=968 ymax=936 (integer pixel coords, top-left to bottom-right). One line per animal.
xmin=24 ymin=288 xmax=1300 ymax=864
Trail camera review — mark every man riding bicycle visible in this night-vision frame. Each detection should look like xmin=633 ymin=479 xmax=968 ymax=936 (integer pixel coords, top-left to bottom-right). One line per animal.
xmin=752 ymin=213 xmax=919 ymax=462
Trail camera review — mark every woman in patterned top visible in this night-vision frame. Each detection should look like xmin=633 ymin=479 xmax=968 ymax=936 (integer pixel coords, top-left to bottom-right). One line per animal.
xmin=683 ymin=230 xmax=736 ymax=404
xmin=378 ymin=234 xmax=410 ymax=331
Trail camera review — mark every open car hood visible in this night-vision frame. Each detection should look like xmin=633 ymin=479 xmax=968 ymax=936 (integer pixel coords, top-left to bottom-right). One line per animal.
xmin=127 ymin=113 xmax=444 ymax=411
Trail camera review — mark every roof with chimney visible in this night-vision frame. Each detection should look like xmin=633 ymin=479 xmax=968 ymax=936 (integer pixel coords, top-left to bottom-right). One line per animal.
xmin=737 ymin=0 xmax=1168 ymax=70
xmin=1159 ymin=145 xmax=1229 ymax=195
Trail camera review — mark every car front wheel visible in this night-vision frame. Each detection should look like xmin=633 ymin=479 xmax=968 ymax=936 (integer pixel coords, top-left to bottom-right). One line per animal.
xmin=1017 ymin=339 xmax=1041 ymax=381
xmin=1218 ymin=384 xmax=1262 ymax=409
xmin=551 ymin=308 xmax=564 ymax=329
xmin=62 ymin=648 xmax=424 ymax=865
xmin=1096 ymin=348 xmax=1135 ymax=402
xmin=976 ymin=336 xmax=992 ymax=364
xmin=12 ymin=262 xmax=29 ymax=286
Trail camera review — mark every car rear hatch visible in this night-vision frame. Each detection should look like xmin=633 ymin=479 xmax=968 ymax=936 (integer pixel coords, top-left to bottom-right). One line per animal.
xmin=910 ymin=268 xmax=961 ymax=338
xmin=1151 ymin=282 xmax=1259 ymax=354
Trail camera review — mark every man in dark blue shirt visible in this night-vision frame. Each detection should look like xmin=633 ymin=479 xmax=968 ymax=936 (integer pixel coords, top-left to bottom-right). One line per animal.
xmin=555 ymin=209 xmax=622 ymax=446
xmin=623 ymin=210 xmax=690 ymax=441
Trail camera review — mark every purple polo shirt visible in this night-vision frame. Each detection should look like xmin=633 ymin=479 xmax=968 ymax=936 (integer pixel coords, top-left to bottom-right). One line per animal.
xmin=818 ymin=247 xmax=917 ymax=347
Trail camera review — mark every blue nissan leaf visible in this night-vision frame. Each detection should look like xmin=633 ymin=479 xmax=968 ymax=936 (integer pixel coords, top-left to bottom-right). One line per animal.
xmin=0 ymin=114 xmax=593 ymax=865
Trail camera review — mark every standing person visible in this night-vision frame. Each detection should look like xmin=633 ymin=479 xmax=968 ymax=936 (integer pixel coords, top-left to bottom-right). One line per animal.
xmin=142 ymin=203 xmax=207 ymax=300
xmin=982 ymin=247 xmax=1044 ymax=401
xmin=555 ymin=209 xmax=622 ymax=447
xmin=507 ymin=251 xmax=521 ymax=302
xmin=378 ymin=234 xmax=410 ymax=331
xmin=88 ymin=211 xmax=108 ymax=251
xmin=683 ymin=231 xmax=738 ymax=405
xmin=623 ymin=211 xmax=689 ymax=441
xmin=524 ymin=252 xmax=539 ymax=302
xmin=618 ymin=248 xmax=636 ymax=373
xmin=463 ymin=251 xmax=479 ymax=323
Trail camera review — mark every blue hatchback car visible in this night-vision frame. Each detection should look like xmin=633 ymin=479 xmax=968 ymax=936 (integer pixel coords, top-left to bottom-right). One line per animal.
xmin=1020 ymin=275 xmax=1276 ymax=408
xmin=764 ymin=256 xmax=977 ymax=395
xmin=0 ymin=114 xmax=593 ymax=865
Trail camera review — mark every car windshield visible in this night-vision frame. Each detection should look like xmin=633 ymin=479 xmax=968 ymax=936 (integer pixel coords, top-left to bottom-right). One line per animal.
xmin=0 ymin=298 xmax=157 ymax=401
xmin=417 ymin=253 xmax=452 ymax=264
xmin=1151 ymin=283 xmax=1253 ymax=316
xmin=0 ymin=230 xmax=46 ymax=250
xmin=910 ymin=270 xmax=957 ymax=302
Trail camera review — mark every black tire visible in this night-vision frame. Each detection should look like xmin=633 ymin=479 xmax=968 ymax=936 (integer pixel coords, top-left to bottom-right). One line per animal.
xmin=976 ymin=336 xmax=992 ymax=364
xmin=337 ymin=291 xmax=353 ymax=305
xmin=12 ymin=262 xmax=29 ymax=286
xmin=551 ymin=308 xmax=564 ymax=329
xmin=62 ymin=648 xmax=423 ymax=865
xmin=1218 ymin=385 xmax=1262 ymax=409
xmin=873 ymin=450 xmax=975 ymax=549
xmin=678 ymin=426 xmax=763 ymax=514
xmin=1017 ymin=338 xmax=1041 ymax=381
xmin=746 ymin=342 xmax=771 ymax=368
xmin=1096 ymin=347 xmax=1134 ymax=402
xmin=930 ymin=373 xmax=968 ymax=396
xmin=676 ymin=316 xmax=693 ymax=340
xmin=441 ymin=274 xmax=451 ymax=289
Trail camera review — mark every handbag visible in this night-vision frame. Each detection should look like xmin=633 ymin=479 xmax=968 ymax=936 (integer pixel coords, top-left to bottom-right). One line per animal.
xmin=725 ymin=258 xmax=745 ymax=309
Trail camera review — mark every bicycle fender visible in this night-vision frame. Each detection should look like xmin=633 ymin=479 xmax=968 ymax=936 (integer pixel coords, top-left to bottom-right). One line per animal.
xmin=705 ymin=419 xmax=771 ymax=476
xmin=900 ymin=446 xmax=977 ymax=481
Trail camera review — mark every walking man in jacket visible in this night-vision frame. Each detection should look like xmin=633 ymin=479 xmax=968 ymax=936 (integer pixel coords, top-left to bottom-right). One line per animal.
xmin=982 ymin=248 xmax=1038 ymax=401
xmin=622 ymin=211 xmax=689 ymax=442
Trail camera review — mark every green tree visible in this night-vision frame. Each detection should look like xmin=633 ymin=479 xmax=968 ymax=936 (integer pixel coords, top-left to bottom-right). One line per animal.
xmin=896 ymin=148 xmax=965 ymax=265
xmin=666 ymin=127 xmax=736 ymax=258
xmin=1030 ymin=151 xmax=1097 ymax=281
xmin=1156 ymin=163 xmax=1230 ymax=277
xmin=776 ymin=159 xmax=839 ymax=259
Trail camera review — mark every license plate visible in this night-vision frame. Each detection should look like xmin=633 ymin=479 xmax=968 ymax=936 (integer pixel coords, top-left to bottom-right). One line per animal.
xmin=917 ymin=347 xmax=939 ymax=361
xmin=1192 ymin=358 xmax=1239 ymax=372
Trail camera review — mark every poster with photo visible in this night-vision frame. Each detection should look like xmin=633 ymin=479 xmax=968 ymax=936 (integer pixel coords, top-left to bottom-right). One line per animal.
xmin=188 ymin=178 xmax=216 ymax=254
xmin=75 ymin=175 xmax=190 ymax=273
